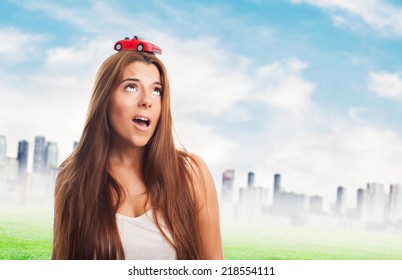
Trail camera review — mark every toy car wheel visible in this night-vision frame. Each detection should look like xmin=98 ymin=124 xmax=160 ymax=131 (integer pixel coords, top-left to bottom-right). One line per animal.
xmin=115 ymin=43 xmax=122 ymax=51
xmin=137 ymin=44 xmax=144 ymax=52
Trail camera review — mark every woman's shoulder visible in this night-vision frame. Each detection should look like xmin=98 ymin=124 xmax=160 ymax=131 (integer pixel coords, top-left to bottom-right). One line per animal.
xmin=179 ymin=152 xmax=210 ymax=179
xmin=180 ymin=152 xmax=215 ymax=202
xmin=183 ymin=153 xmax=224 ymax=259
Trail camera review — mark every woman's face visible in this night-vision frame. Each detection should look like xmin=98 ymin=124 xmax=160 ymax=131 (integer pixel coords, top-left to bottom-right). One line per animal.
xmin=108 ymin=61 xmax=162 ymax=149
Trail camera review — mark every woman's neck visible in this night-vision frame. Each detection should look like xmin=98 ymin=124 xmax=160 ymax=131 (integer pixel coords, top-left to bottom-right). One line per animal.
xmin=108 ymin=143 xmax=144 ymax=171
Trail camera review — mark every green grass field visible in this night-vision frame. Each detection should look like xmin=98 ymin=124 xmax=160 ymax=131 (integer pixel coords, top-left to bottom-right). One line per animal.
xmin=1 ymin=205 xmax=402 ymax=260
xmin=222 ymin=222 xmax=402 ymax=259
xmin=0 ymin=205 xmax=53 ymax=260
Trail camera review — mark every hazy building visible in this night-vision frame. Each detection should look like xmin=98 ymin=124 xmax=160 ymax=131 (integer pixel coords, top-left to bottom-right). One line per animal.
xmin=45 ymin=142 xmax=59 ymax=180
xmin=389 ymin=184 xmax=402 ymax=224
xmin=335 ymin=186 xmax=346 ymax=215
xmin=309 ymin=195 xmax=323 ymax=213
xmin=366 ymin=182 xmax=386 ymax=224
xmin=5 ymin=157 xmax=19 ymax=181
xmin=274 ymin=173 xmax=281 ymax=197
xmin=273 ymin=191 xmax=306 ymax=217
xmin=239 ymin=186 xmax=268 ymax=207
xmin=45 ymin=142 xmax=58 ymax=171
xmin=0 ymin=135 xmax=6 ymax=164
xmin=271 ymin=174 xmax=306 ymax=218
xmin=33 ymin=136 xmax=46 ymax=174
xmin=238 ymin=186 xmax=269 ymax=220
xmin=356 ymin=188 xmax=365 ymax=218
xmin=0 ymin=135 xmax=6 ymax=179
xmin=17 ymin=140 xmax=29 ymax=179
xmin=247 ymin=172 xmax=255 ymax=188
xmin=221 ymin=169 xmax=235 ymax=202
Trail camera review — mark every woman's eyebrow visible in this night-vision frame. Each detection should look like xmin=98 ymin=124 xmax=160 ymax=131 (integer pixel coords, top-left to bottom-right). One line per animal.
xmin=120 ymin=77 xmax=140 ymax=84
xmin=120 ymin=77 xmax=161 ymax=86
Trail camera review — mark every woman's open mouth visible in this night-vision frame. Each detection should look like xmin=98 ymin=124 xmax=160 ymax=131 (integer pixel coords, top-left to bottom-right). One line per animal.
xmin=132 ymin=116 xmax=150 ymax=131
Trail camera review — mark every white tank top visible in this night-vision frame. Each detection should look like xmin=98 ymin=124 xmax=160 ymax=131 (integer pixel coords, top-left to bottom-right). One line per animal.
xmin=116 ymin=209 xmax=177 ymax=260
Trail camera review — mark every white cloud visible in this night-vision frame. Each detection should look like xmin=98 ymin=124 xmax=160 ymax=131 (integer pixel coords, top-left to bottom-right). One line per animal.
xmin=0 ymin=28 xmax=47 ymax=62
xmin=174 ymin=119 xmax=237 ymax=170
xmin=255 ymin=58 xmax=315 ymax=115
xmin=291 ymin=0 xmax=402 ymax=37
xmin=368 ymin=71 xmax=402 ymax=100
xmin=348 ymin=107 xmax=371 ymax=123
xmin=159 ymin=35 xmax=255 ymax=117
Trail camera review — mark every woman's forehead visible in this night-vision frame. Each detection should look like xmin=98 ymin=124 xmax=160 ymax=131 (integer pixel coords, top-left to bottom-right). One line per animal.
xmin=121 ymin=61 xmax=161 ymax=83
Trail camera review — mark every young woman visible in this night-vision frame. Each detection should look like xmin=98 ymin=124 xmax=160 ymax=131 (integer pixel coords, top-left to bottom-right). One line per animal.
xmin=52 ymin=49 xmax=223 ymax=260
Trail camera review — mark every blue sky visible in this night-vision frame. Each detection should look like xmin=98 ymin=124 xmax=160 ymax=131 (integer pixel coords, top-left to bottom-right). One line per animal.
xmin=1 ymin=0 xmax=402 ymax=208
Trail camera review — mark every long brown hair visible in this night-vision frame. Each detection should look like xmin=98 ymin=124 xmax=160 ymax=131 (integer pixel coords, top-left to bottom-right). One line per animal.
xmin=52 ymin=51 xmax=202 ymax=259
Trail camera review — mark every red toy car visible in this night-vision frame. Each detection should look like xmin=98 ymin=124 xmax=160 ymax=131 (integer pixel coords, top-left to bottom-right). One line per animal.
xmin=113 ymin=36 xmax=162 ymax=54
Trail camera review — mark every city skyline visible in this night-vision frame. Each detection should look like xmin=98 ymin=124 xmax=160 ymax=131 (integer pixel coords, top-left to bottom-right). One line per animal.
xmin=221 ymin=168 xmax=402 ymax=215
xmin=1 ymin=132 xmax=401 ymax=208
xmin=2 ymin=132 xmax=402 ymax=231
xmin=0 ymin=134 xmax=62 ymax=179
xmin=221 ymin=170 xmax=402 ymax=230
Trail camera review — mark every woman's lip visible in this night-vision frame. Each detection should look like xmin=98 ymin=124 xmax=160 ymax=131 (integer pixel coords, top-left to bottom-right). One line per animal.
xmin=133 ymin=114 xmax=151 ymax=126
xmin=131 ymin=120 xmax=150 ymax=132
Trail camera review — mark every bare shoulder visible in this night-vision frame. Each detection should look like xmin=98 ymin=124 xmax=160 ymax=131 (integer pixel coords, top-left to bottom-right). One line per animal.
xmin=187 ymin=153 xmax=224 ymax=259
xmin=186 ymin=153 xmax=207 ymax=172
xmin=188 ymin=154 xmax=212 ymax=179
xmin=187 ymin=153 xmax=215 ymax=204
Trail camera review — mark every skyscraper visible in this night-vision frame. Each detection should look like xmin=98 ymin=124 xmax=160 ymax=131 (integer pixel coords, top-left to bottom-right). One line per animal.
xmin=335 ymin=186 xmax=346 ymax=215
xmin=221 ymin=169 xmax=235 ymax=202
xmin=5 ymin=157 xmax=18 ymax=181
xmin=366 ymin=182 xmax=386 ymax=224
xmin=247 ymin=172 xmax=255 ymax=188
xmin=45 ymin=142 xmax=59 ymax=180
xmin=33 ymin=136 xmax=46 ymax=174
xmin=238 ymin=186 xmax=269 ymax=217
xmin=356 ymin=188 xmax=365 ymax=218
xmin=17 ymin=140 xmax=29 ymax=179
xmin=309 ymin=195 xmax=323 ymax=213
xmin=389 ymin=184 xmax=402 ymax=223
xmin=45 ymin=142 xmax=59 ymax=172
xmin=0 ymin=135 xmax=6 ymax=164
xmin=0 ymin=135 xmax=6 ymax=179
xmin=274 ymin=173 xmax=281 ymax=196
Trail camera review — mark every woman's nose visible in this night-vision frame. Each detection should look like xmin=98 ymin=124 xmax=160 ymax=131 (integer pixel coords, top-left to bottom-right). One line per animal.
xmin=138 ymin=92 xmax=152 ymax=108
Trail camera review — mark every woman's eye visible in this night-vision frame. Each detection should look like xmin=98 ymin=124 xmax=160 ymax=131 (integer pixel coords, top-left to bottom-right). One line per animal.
xmin=153 ymin=88 xmax=162 ymax=96
xmin=124 ymin=84 xmax=138 ymax=92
